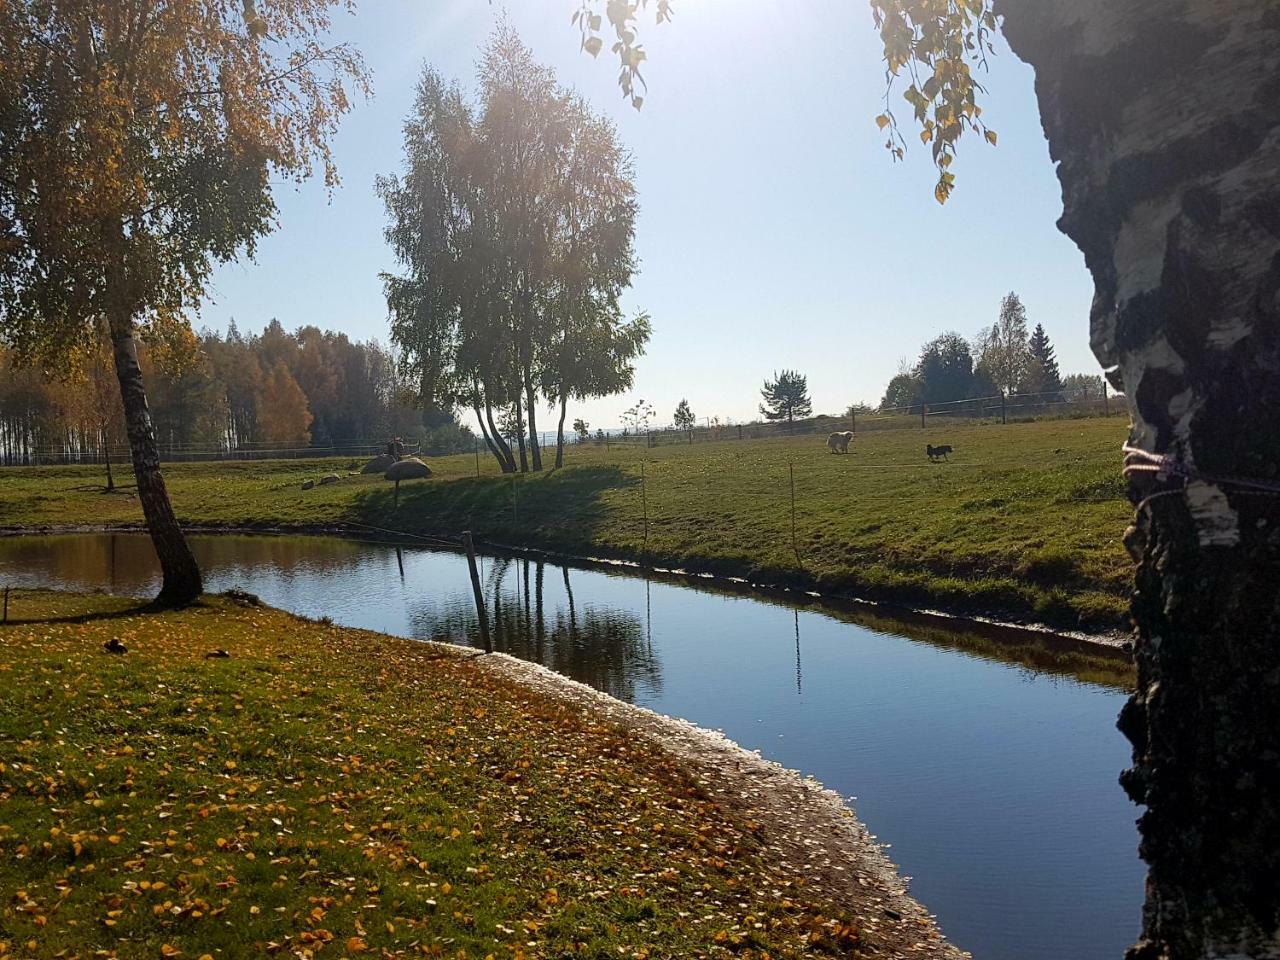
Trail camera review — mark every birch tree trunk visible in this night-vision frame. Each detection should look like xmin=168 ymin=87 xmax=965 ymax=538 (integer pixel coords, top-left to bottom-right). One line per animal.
xmin=524 ymin=375 xmax=543 ymax=471
xmin=481 ymin=394 xmax=517 ymax=474
xmin=999 ymin=2 xmax=1280 ymax=956
xmin=555 ymin=392 xmax=569 ymax=469
xmin=110 ymin=315 xmax=203 ymax=604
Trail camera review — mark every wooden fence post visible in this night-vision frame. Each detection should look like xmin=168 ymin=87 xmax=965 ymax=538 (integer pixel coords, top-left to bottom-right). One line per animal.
xmin=640 ymin=460 xmax=649 ymax=550
xmin=1001 ymin=392 xmax=1007 ymax=425
xmin=461 ymin=532 xmax=492 ymax=654
xmin=1103 ymin=379 xmax=1110 ymax=416
xmin=789 ymin=463 xmax=801 ymax=568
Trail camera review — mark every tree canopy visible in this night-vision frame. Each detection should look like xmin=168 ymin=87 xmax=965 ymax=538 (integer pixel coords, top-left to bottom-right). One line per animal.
xmin=759 ymin=370 xmax=812 ymax=424
xmin=0 ymin=0 xmax=368 ymax=364
xmin=379 ymin=26 xmax=649 ymax=473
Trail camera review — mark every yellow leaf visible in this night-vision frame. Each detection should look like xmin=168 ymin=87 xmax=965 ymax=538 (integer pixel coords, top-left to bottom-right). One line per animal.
xmin=984 ymin=128 xmax=998 ymax=146
xmin=875 ymin=114 xmax=890 ymax=130
xmin=345 ymin=936 xmax=367 ymax=953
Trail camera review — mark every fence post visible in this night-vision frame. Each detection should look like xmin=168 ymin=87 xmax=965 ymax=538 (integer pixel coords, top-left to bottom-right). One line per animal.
xmin=789 ymin=462 xmax=801 ymax=568
xmin=461 ymin=531 xmax=493 ymax=654
xmin=475 ymin=439 xmax=480 ymax=477
xmin=737 ymin=424 xmax=743 ymax=441
xmin=639 ymin=460 xmax=649 ymax=551
xmin=1001 ymin=391 xmax=1007 ymax=425
xmin=1103 ymin=379 xmax=1110 ymax=416
xmin=851 ymin=410 xmax=856 ymax=433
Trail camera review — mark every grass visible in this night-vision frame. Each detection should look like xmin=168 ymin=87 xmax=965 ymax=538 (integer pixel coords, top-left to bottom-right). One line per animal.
xmin=0 ymin=589 xmax=904 ymax=959
xmin=0 ymin=416 xmax=1134 ymax=631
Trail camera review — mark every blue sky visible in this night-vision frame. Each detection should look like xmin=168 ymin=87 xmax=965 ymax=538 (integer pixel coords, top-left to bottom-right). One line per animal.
xmin=202 ymin=0 xmax=1096 ymax=429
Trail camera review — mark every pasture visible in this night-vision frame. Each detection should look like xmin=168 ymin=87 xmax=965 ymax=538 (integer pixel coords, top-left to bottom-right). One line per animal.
xmin=0 ymin=417 xmax=1133 ymax=631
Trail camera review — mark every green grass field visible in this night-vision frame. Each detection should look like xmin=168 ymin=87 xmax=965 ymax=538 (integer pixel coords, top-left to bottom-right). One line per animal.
xmin=0 ymin=416 xmax=1134 ymax=631
xmin=0 ymin=589 xmax=914 ymax=959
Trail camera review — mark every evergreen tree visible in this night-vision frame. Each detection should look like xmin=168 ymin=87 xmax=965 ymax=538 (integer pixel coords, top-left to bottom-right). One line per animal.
xmin=917 ymin=332 xmax=975 ymax=405
xmin=673 ymin=399 xmax=695 ymax=430
xmin=1025 ymin=323 xmax=1063 ymax=398
xmin=759 ymin=370 xmax=812 ymax=426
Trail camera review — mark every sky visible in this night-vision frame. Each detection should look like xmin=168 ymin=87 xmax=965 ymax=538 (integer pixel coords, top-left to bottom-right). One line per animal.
xmin=201 ymin=0 xmax=1097 ymax=430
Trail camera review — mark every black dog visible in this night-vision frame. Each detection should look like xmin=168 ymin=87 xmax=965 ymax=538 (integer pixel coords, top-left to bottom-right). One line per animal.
xmin=926 ymin=443 xmax=953 ymax=462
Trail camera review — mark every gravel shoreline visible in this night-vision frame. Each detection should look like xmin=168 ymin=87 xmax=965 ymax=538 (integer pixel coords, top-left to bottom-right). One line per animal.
xmin=478 ymin=648 xmax=971 ymax=959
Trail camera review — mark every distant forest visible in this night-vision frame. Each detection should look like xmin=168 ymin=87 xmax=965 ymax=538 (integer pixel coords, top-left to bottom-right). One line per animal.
xmin=0 ymin=320 xmax=474 ymax=465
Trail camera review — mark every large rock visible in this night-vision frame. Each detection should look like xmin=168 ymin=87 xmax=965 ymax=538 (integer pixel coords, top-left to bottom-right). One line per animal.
xmin=301 ymin=479 xmax=315 ymax=491
xmin=318 ymin=473 xmax=341 ymax=486
xmin=361 ymin=454 xmax=396 ymax=474
xmin=385 ymin=457 xmax=431 ymax=482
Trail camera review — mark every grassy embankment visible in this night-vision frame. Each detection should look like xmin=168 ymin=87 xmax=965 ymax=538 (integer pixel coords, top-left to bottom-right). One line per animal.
xmin=0 ymin=417 xmax=1133 ymax=631
xmin=0 ymin=589 xmax=942 ymax=959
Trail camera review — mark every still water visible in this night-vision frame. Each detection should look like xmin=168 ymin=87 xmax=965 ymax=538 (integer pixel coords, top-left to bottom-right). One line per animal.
xmin=0 ymin=532 xmax=1142 ymax=959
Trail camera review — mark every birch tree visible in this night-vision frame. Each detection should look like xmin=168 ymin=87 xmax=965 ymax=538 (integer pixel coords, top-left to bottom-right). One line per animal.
xmin=0 ymin=0 xmax=367 ymax=602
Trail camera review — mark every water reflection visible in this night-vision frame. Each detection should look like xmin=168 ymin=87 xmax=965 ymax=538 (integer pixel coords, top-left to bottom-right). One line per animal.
xmin=403 ymin=554 xmax=661 ymax=703
xmin=0 ymin=532 xmax=1142 ymax=960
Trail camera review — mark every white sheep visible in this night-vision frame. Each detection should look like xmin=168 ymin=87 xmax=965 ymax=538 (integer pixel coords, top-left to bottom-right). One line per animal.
xmin=826 ymin=430 xmax=855 ymax=454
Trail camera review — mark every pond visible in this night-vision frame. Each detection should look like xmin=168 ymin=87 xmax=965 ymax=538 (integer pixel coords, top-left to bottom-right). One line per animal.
xmin=0 ymin=532 xmax=1142 ymax=959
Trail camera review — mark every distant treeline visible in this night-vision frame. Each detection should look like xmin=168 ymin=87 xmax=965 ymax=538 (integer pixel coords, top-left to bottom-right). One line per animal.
xmin=879 ymin=292 xmax=1116 ymax=412
xmin=0 ymin=320 xmax=474 ymax=466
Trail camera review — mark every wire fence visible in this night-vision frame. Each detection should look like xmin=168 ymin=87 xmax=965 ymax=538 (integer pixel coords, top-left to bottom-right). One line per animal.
xmin=1 ymin=387 xmax=1122 ymax=467
xmin=588 ymin=388 xmax=1123 ymax=450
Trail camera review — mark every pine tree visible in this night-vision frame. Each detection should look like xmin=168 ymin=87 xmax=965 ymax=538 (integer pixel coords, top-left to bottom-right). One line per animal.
xmin=1026 ymin=323 xmax=1062 ymax=399
xmin=759 ymin=370 xmax=812 ymax=427
xmin=673 ymin=399 xmax=695 ymax=430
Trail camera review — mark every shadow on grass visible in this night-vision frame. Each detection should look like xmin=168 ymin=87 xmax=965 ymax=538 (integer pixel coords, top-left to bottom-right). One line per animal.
xmin=347 ymin=465 xmax=638 ymax=547
xmin=0 ymin=588 xmax=153 ymax=626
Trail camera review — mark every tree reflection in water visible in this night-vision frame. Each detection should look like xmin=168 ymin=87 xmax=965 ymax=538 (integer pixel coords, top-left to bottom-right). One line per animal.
xmin=409 ymin=556 xmax=662 ymax=704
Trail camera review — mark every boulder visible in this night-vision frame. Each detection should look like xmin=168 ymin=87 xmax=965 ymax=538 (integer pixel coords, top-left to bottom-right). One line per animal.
xmin=318 ymin=473 xmax=341 ymax=486
xmin=385 ymin=457 xmax=431 ymax=482
xmin=361 ymin=454 xmax=396 ymax=475
xmin=301 ymin=479 xmax=315 ymax=491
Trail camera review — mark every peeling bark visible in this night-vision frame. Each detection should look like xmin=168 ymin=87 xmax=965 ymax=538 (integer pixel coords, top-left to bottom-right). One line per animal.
xmin=999 ymin=2 xmax=1280 ymax=956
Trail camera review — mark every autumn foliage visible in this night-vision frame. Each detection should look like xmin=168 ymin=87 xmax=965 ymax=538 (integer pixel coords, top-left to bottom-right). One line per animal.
xmin=0 ymin=590 xmax=943 ymax=957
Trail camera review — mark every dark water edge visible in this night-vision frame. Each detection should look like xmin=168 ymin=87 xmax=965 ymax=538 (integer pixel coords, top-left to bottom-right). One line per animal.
xmin=0 ymin=532 xmax=1144 ymax=960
